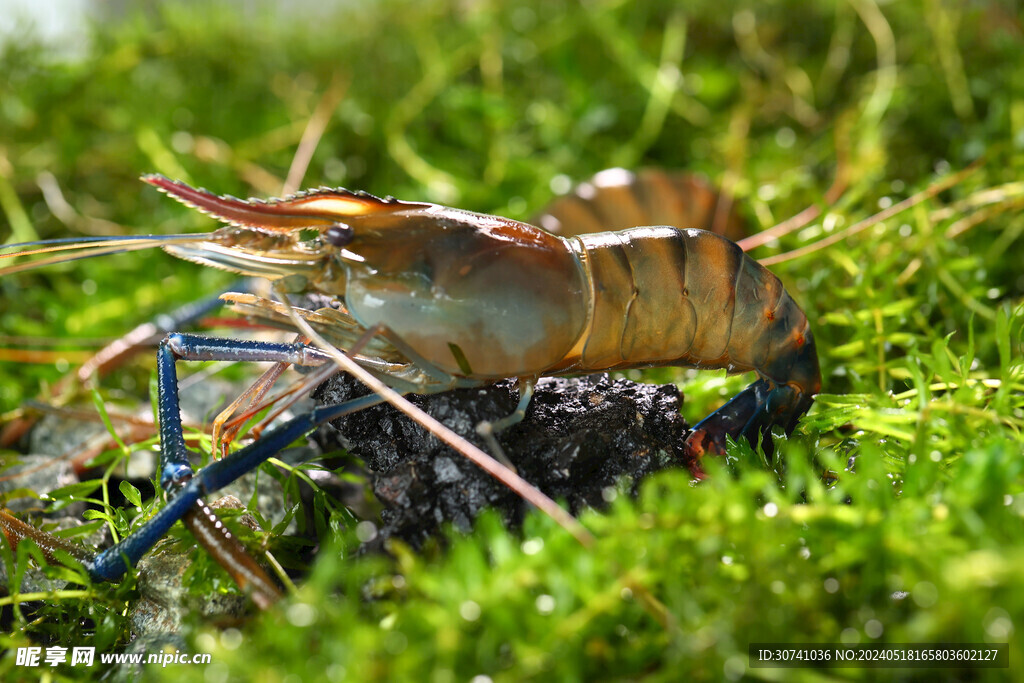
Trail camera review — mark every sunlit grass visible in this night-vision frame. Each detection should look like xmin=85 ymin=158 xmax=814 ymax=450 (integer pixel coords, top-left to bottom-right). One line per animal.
xmin=1 ymin=0 xmax=1022 ymax=680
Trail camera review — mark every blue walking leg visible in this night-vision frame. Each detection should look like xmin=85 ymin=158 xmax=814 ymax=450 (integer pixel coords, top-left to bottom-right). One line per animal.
xmin=90 ymin=392 xmax=386 ymax=582
xmin=86 ymin=331 xmax=371 ymax=583
xmin=156 ymin=332 xmax=332 ymax=489
xmin=1 ymin=327 xmax=387 ymax=596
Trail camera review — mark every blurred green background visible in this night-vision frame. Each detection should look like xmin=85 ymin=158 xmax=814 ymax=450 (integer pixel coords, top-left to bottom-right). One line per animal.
xmin=1 ymin=0 xmax=1022 ymax=680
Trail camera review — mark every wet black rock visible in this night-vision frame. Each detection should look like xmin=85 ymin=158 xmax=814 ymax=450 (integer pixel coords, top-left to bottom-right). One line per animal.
xmin=313 ymin=373 xmax=689 ymax=547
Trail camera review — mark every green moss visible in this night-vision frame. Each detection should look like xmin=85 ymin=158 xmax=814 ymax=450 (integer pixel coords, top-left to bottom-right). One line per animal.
xmin=1 ymin=0 xmax=1021 ymax=680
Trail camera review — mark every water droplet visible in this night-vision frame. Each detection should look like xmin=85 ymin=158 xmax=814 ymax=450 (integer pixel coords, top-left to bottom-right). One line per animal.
xmin=355 ymin=521 xmax=378 ymax=543
xmin=220 ymin=628 xmax=243 ymax=650
xmin=286 ymin=602 xmax=317 ymax=627
xmin=521 ymin=538 xmax=544 ymax=555
xmin=535 ymin=594 xmax=555 ymax=615
xmin=460 ymin=600 xmax=481 ymax=622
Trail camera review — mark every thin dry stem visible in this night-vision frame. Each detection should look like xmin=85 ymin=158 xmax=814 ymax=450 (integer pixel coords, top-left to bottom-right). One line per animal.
xmin=758 ymin=162 xmax=979 ymax=266
xmin=282 ymin=75 xmax=350 ymax=196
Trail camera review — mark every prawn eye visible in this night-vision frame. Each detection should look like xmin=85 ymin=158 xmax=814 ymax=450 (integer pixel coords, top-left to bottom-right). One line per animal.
xmin=324 ymin=223 xmax=353 ymax=247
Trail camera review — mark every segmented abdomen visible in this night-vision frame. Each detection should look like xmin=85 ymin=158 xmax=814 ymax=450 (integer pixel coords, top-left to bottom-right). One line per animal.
xmin=568 ymin=227 xmax=816 ymax=392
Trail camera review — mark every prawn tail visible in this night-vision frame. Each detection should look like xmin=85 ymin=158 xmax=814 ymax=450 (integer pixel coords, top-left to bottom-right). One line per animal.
xmin=683 ymin=328 xmax=821 ymax=476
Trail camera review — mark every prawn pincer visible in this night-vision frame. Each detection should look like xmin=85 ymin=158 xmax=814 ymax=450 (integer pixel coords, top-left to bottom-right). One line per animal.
xmin=0 ymin=170 xmax=820 ymax=603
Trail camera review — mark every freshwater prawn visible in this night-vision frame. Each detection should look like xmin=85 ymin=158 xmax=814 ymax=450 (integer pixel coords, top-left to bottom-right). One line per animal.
xmin=0 ymin=167 xmax=822 ymax=606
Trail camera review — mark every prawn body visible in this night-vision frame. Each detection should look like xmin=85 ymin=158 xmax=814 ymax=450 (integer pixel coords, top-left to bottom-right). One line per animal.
xmin=150 ymin=175 xmax=820 ymax=457
xmin=1 ymin=171 xmax=820 ymax=604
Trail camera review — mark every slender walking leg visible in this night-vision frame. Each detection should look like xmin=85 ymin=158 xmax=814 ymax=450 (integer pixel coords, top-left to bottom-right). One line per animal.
xmin=3 ymin=331 xmax=380 ymax=590
xmin=475 ymin=379 xmax=537 ymax=471
xmin=90 ymin=392 xmax=386 ymax=581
